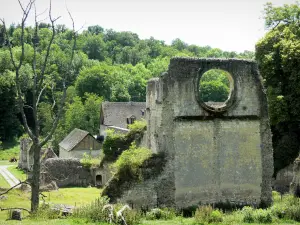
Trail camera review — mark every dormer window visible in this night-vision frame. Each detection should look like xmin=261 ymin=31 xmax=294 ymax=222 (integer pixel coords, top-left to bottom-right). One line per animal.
xmin=126 ymin=115 xmax=136 ymax=124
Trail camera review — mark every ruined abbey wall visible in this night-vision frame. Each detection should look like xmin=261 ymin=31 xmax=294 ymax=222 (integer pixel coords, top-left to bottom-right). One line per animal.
xmin=115 ymin=58 xmax=273 ymax=209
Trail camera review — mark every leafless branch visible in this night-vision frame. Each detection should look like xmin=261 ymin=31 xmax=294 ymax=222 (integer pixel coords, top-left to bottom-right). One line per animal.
xmin=38 ymin=0 xmax=58 ymax=91
xmin=66 ymin=4 xmax=76 ymax=60
xmin=17 ymin=0 xmax=26 ymax=13
xmin=0 ymin=181 xmax=29 ymax=196
xmin=36 ymin=7 xmax=48 ymax=18
xmin=0 ymin=207 xmax=30 ymax=213
xmin=36 ymin=85 xmax=47 ymax=107
xmin=40 ymin=83 xmax=66 ymax=146
xmin=24 ymin=105 xmax=34 ymax=110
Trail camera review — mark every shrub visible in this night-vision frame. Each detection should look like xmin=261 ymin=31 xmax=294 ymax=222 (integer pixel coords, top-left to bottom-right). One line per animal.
xmin=128 ymin=119 xmax=146 ymax=133
xmin=102 ymin=120 xmax=146 ymax=161
xmin=30 ymin=204 xmax=61 ymax=220
xmin=80 ymin=153 xmax=100 ymax=169
xmin=241 ymin=206 xmax=255 ymax=223
xmin=194 ymin=205 xmax=223 ymax=224
xmin=270 ymin=204 xmax=288 ymax=219
xmin=121 ymin=208 xmax=142 ymax=225
xmin=113 ymin=143 xmax=152 ymax=179
xmin=286 ymin=205 xmax=300 ymax=222
xmin=72 ymin=197 xmax=109 ymax=222
xmin=146 ymin=208 xmax=176 ymax=220
xmin=254 ymin=209 xmax=272 ymax=223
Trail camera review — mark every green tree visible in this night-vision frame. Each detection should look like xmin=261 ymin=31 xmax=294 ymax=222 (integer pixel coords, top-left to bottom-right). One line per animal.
xmin=256 ymin=1 xmax=300 ymax=175
xmin=82 ymin=34 xmax=107 ymax=60
xmin=199 ymin=69 xmax=230 ymax=102
xmin=75 ymin=64 xmax=111 ymax=99
xmin=0 ymin=71 xmax=22 ymax=141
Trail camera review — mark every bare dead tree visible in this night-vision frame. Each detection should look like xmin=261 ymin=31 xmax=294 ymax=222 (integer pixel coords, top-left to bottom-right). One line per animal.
xmin=0 ymin=0 xmax=77 ymax=212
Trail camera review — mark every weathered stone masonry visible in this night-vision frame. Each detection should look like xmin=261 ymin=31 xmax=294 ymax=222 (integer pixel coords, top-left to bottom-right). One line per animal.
xmin=116 ymin=58 xmax=273 ymax=209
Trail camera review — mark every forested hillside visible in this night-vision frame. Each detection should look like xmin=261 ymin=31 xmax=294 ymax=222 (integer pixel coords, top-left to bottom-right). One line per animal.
xmin=0 ymin=23 xmax=254 ymax=151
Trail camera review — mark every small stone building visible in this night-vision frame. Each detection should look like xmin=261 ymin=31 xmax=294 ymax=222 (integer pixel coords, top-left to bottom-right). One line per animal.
xmin=99 ymin=102 xmax=146 ymax=135
xmin=59 ymin=128 xmax=101 ymax=159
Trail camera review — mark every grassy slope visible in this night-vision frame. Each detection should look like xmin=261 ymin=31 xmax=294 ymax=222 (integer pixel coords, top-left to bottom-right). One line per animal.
xmin=0 ymin=146 xmax=19 ymax=161
xmin=7 ymin=166 xmax=27 ymax=181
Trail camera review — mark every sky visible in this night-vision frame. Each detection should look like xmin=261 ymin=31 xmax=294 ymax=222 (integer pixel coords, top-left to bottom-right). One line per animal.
xmin=0 ymin=0 xmax=297 ymax=53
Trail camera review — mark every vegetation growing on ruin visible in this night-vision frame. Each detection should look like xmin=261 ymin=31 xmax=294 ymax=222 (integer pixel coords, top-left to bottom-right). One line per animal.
xmin=113 ymin=143 xmax=152 ymax=179
xmin=102 ymin=146 xmax=166 ymax=202
xmin=102 ymin=120 xmax=147 ymax=161
xmin=80 ymin=153 xmax=101 ymax=169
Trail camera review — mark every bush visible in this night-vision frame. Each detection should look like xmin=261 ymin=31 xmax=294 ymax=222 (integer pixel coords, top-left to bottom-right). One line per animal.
xmin=145 ymin=208 xmax=176 ymax=220
xmin=121 ymin=208 xmax=142 ymax=225
xmin=241 ymin=206 xmax=255 ymax=223
xmin=127 ymin=119 xmax=146 ymax=133
xmin=194 ymin=205 xmax=223 ymax=224
xmin=102 ymin=120 xmax=146 ymax=161
xmin=254 ymin=209 xmax=272 ymax=223
xmin=286 ymin=205 xmax=300 ymax=222
xmin=30 ymin=204 xmax=61 ymax=220
xmin=113 ymin=143 xmax=152 ymax=179
xmin=72 ymin=197 xmax=110 ymax=222
xmin=80 ymin=153 xmax=100 ymax=169
xmin=270 ymin=204 xmax=288 ymax=219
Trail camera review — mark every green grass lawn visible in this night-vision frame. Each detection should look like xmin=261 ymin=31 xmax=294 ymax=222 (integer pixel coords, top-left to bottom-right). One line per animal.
xmin=7 ymin=166 xmax=27 ymax=181
xmin=0 ymin=173 xmax=9 ymax=188
xmin=0 ymin=187 xmax=101 ymax=221
xmin=1 ymin=187 xmax=300 ymax=225
xmin=0 ymin=146 xmax=19 ymax=161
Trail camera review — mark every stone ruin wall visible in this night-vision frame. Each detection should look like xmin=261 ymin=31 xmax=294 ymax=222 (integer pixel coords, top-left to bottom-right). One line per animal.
xmin=117 ymin=58 xmax=273 ymax=209
xmin=40 ymin=158 xmax=112 ymax=189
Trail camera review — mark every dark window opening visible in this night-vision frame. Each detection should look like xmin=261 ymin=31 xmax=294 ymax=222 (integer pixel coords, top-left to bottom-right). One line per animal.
xmin=96 ymin=175 xmax=102 ymax=187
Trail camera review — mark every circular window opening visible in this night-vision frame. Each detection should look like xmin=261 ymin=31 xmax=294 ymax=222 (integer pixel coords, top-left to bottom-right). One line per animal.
xmin=198 ymin=69 xmax=234 ymax=112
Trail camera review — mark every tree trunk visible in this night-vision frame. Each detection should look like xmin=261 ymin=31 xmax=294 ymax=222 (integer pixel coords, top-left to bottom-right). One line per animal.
xmin=30 ymin=142 xmax=41 ymax=212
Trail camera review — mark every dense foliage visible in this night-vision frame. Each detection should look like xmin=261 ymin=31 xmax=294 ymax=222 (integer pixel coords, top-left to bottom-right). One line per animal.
xmin=199 ymin=69 xmax=230 ymax=102
xmin=256 ymin=1 xmax=300 ymax=175
xmin=0 ymin=23 xmax=254 ymax=147
xmin=102 ymin=120 xmax=147 ymax=161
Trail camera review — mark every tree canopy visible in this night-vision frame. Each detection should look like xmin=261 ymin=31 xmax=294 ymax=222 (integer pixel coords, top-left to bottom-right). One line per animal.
xmin=256 ymin=1 xmax=300 ymax=175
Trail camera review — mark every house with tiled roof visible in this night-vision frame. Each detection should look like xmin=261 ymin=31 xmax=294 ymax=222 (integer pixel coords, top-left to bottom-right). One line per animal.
xmin=99 ymin=101 xmax=146 ymax=135
xmin=59 ymin=128 xmax=101 ymax=159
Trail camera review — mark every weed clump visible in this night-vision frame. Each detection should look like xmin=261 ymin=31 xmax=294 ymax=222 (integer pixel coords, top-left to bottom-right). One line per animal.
xmin=72 ymin=197 xmax=109 ymax=222
xmin=194 ymin=205 xmax=223 ymax=224
xmin=145 ymin=208 xmax=176 ymax=220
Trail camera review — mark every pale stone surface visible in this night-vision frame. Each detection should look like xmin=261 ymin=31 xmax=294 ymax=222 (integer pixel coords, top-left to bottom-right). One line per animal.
xmin=111 ymin=58 xmax=273 ymax=208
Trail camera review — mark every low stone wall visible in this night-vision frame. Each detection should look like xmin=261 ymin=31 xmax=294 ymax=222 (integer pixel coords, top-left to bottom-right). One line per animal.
xmin=41 ymin=158 xmax=93 ymax=188
xmin=273 ymin=163 xmax=293 ymax=194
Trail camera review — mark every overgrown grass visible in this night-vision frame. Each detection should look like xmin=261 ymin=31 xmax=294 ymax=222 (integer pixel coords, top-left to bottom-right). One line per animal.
xmin=0 ymin=145 xmax=19 ymax=160
xmin=2 ymin=189 xmax=300 ymax=225
xmin=7 ymin=166 xmax=27 ymax=181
